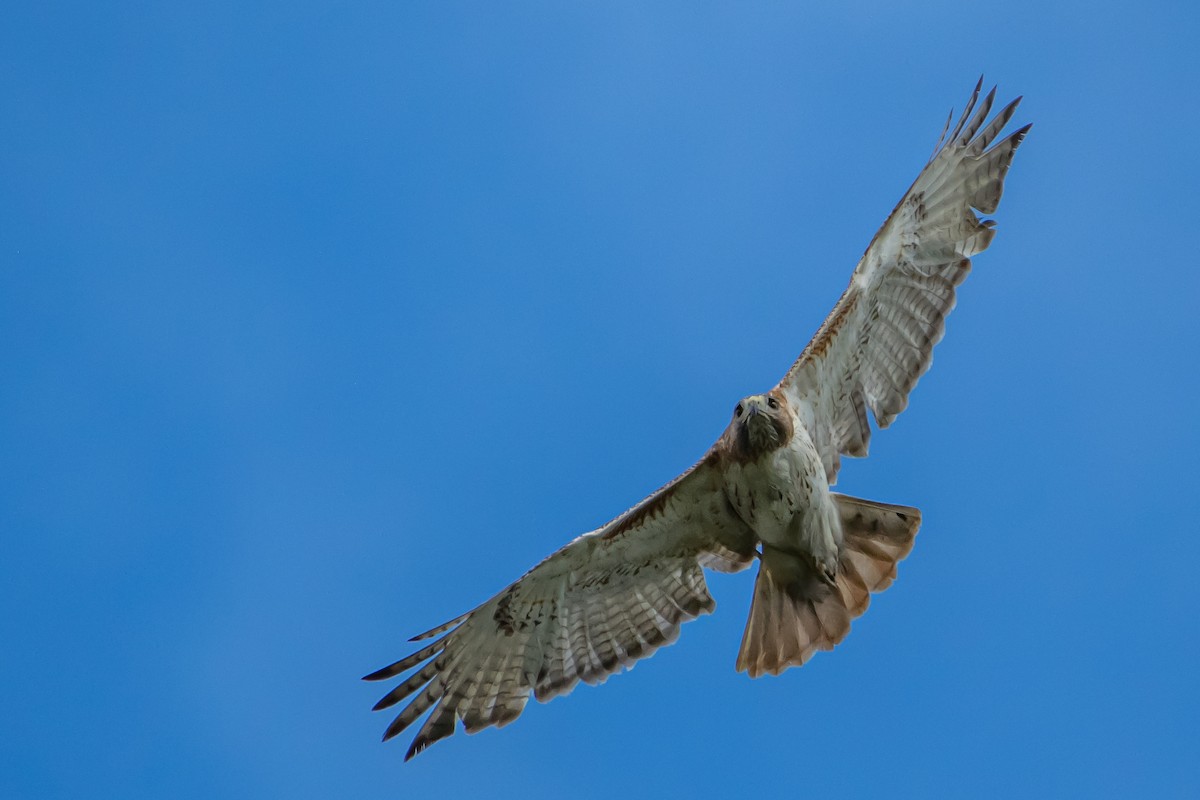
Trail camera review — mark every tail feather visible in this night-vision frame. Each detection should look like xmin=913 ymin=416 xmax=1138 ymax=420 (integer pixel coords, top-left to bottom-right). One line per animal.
xmin=735 ymin=493 xmax=920 ymax=678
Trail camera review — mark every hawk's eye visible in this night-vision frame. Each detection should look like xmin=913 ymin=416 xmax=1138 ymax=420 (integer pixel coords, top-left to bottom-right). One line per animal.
xmin=735 ymin=404 xmax=744 ymax=417
xmin=766 ymin=396 xmax=779 ymax=410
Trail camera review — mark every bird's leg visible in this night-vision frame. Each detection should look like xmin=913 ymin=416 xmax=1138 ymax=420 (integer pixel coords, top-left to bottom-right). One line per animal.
xmin=815 ymin=555 xmax=838 ymax=586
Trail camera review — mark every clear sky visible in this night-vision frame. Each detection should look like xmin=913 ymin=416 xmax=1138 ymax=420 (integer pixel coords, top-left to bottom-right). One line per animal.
xmin=3 ymin=3 xmax=1198 ymax=798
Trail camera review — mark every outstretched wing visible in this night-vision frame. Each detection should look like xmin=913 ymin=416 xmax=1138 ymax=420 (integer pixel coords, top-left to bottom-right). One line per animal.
xmin=779 ymin=80 xmax=1030 ymax=483
xmin=364 ymin=454 xmax=755 ymax=760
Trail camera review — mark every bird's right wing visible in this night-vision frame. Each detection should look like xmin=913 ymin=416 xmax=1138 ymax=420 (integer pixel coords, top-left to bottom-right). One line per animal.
xmin=363 ymin=452 xmax=755 ymax=760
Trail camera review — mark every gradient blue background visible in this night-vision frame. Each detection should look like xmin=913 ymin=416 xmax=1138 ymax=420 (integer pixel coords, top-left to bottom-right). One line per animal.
xmin=3 ymin=3 xmax=1197 ymax=798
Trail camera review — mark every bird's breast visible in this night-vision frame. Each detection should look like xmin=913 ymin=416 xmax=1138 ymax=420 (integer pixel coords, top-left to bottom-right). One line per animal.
xmin=723 ymin=446 xmax=816 ymax=547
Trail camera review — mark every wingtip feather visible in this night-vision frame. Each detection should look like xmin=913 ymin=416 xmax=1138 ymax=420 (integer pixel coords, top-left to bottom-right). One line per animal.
xmin=947 ymin=77 xmax=984 ymax=144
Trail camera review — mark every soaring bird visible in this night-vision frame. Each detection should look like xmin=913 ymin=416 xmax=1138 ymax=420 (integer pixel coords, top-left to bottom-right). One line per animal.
xmin=365 ymin=80 xmax=1029 ymax=761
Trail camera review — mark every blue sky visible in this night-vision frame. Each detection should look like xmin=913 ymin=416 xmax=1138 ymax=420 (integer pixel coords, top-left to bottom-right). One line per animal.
xmin=2 ymin=3 xmax=1198 ymax=798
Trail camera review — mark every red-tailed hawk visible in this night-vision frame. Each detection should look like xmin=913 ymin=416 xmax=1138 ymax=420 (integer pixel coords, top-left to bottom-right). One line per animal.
xmin=366 ymin=80 xmax=1029 ymax=760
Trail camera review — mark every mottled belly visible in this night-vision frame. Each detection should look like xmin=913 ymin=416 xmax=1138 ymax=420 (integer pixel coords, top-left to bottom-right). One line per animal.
xmin=724 ymin=454 xmax=814 ymax=547
xmin=723 ymin=438 xmax=840 ymax=563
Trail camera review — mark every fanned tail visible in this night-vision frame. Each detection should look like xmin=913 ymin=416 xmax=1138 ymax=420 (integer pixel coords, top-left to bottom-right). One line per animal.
xmin=735 ymin=494 xmax=919 ymax=678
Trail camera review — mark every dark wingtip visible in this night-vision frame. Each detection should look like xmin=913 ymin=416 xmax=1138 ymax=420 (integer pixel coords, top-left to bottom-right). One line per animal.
xmin=404 ymin=737 xmax=428 ymax=761
xmin=362 ymin=665 xmax=393 ymax=682
xmin=382 ymin=715 xmax=406 ymax=743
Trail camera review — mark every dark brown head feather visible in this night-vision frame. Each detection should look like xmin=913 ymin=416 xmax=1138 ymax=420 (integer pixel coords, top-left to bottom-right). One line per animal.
xmin=718 ymin=390 xmax=794 ymax=463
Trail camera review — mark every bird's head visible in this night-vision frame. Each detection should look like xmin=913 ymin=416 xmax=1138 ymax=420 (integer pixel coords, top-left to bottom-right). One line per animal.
xmin=723 ymin=390 xmax=794 ymax=461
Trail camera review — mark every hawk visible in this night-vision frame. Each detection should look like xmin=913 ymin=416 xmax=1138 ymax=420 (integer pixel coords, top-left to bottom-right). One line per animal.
xmin=366 ymin=80 xmax=1029 ymax=760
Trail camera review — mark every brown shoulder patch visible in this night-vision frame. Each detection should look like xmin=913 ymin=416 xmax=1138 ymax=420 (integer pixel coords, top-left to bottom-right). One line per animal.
xmin=600 ymin=451 xmax=717 ymax=540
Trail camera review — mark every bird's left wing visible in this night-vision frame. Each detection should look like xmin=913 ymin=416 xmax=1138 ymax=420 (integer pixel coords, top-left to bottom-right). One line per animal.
xmin=778 ymin=80 xmax=1030 ymax=483
xmin=364 ymin=453 xmax=755 ymax=760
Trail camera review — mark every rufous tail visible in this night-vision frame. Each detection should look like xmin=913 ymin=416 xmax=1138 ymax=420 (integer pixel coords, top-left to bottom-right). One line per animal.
xmin=735 ymin=493 xmax=920 ymax=678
